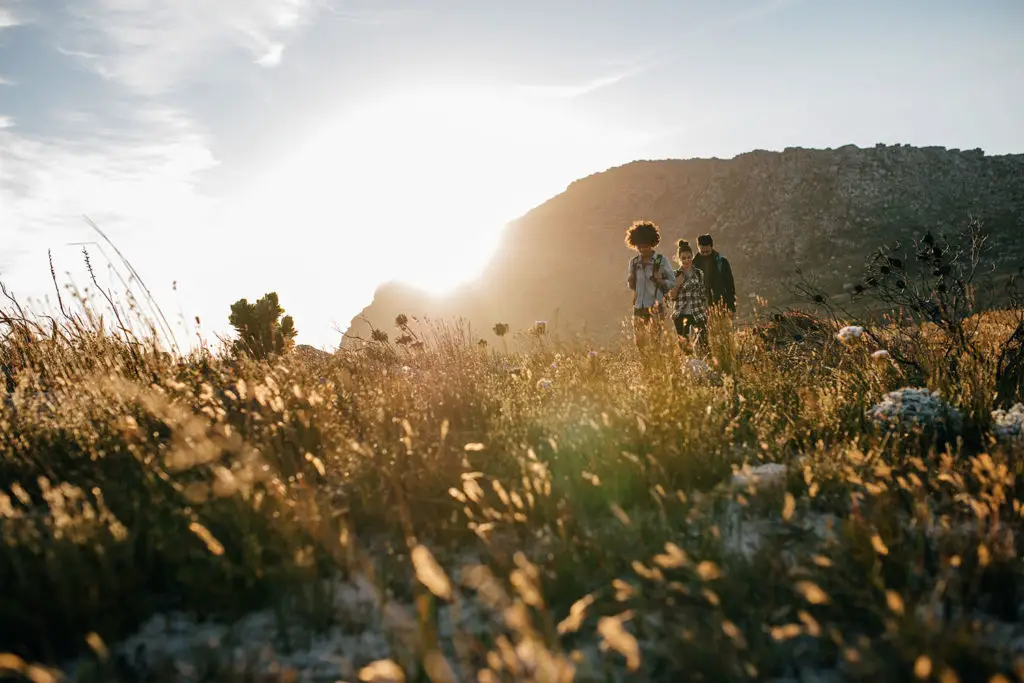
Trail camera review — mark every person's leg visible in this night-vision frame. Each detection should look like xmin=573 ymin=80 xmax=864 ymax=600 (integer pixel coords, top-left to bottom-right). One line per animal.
xmin=673 ymin=315 xmax=686 ymax=351
xmin=633 ymin=310 xmax=652 ymax=348
xmin=692 ymin=318 xmax=708 ymax=356
xmin=675 ymin=313 xmax=700 ymax=352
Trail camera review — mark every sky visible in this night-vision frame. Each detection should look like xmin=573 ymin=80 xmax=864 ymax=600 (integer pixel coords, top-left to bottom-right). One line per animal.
xmin=2 ymin=0 xmax=1022 ymax=350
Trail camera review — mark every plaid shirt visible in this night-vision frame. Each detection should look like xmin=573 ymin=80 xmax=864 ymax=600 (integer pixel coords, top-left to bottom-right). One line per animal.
xmin=670 ymin=266 xmax=708 ymax=322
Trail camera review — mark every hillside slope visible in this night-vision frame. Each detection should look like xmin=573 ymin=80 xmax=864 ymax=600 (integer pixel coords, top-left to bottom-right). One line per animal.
xmin=344 ymin=143 xmax=1024 ymax=346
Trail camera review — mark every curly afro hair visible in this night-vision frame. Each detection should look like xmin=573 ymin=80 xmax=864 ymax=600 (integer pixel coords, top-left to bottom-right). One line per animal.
xmin=624 ymin=220 xmax=661 ymax=249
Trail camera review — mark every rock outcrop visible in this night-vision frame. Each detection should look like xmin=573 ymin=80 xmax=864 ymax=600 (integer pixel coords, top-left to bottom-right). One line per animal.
xmin=345 ymin=144 xmax=1024 ymax=347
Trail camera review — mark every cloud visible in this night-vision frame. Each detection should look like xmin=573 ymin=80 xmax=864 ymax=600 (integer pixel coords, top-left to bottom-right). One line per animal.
xmin=0 ymin=0 xmax=332 ymax=341
xmin=509 ymin=0 xmax=803 ymax=103
xmin=256 ymin=43 xmax=285 ymax=67
xmin=510 ymin=41 xmax=673 ymax=101
xmin=1 ymin=106 xmax=218 ymax=232
xmin=516 ymin=63 xmax=653 ymax=100
xmin=0 ymin=6 xmax=21 ymax=29
xmin=0 ymin=0 xmax=36 ymax=30
xmin=0 ymin=104 xmax=220 ymax=318
xmin=55 ymin=0 xmax=317 ymax=95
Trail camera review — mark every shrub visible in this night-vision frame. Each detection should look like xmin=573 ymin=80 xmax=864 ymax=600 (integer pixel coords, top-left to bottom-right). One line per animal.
xmin=228 ymin=292 xmax=297 ymax=361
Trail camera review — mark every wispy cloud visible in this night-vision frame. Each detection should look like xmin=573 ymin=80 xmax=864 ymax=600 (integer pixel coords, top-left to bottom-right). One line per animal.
xmin=510 ymin=0 xmax=803 ymax=102
xmin=2 ymin=107 xmax=216 ymax=222
xmin=531 ymin=0 xmax=804 ymax=99
xmin=55 ymin=0 xmax=318 ymax=95
xmin=516 ymin=62 xmax=653 ymax=99
xmin=0 ymin=0 xmax=331 ymax=339
xmin=513 ymin=43 xmax=669 ymax=100
xmin=255 ymin=43 xmax=285 ymax=67
xmin=0 ymin=105 xmax=219 ymax=293
xmin=0 ymin=0 xmax=37 ymax=30
xmin=0 ymin=6 xmax=21 ymax=29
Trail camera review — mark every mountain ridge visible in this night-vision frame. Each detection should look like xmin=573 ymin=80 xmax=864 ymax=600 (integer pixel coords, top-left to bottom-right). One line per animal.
xmin=343 ymin=143 xmax=1024 ymax=347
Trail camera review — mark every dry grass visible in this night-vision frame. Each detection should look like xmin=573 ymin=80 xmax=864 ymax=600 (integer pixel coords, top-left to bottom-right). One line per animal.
xmin=1 ymin=290 xmax=1022 ymax=682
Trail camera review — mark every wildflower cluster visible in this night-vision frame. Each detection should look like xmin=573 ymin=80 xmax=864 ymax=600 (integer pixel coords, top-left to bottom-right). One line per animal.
xmin=991 ymin=403 xmax=1024 ymax=444
xmin=867 ymin=386 xmax=964 ymax=434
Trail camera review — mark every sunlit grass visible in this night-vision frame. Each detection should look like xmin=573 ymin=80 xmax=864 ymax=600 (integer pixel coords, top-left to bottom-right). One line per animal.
xmin=1 ymin=282 xmax=1022 ymax=682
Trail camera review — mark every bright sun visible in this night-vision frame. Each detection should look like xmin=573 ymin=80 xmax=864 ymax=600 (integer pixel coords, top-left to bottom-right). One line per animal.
xmin=225 ymin=84 xmax=645 ymax=333
xmin=322 ymin=87 xmax=547 ymax=295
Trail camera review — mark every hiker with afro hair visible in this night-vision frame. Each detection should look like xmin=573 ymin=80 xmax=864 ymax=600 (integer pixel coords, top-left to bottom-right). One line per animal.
xmin=625 ymin=220 xmax=676 ymax=348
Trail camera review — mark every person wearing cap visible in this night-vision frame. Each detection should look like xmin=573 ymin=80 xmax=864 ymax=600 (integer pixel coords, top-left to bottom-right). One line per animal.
xmin=692 ymin=233 xmax=736 ymax=314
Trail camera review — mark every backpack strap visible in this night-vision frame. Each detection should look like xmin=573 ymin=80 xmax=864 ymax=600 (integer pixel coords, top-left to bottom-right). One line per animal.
xmin=634 ymin=253 xmax=662 ymax=274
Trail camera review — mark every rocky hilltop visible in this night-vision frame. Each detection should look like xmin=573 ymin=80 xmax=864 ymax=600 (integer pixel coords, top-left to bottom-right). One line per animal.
xmin=344 ymin=143 xmax=1024 ymax=346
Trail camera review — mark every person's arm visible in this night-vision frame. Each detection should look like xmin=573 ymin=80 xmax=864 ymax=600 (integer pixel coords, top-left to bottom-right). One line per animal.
xmin=627 ymin=257 xmax=637 ymax=290
xmin=658 ymin=260 xmax=676 ymax=294
xmin=722 ymin=258 xmax=736 ymax=312
xmin=703 ymin=263 xmax=714 ymax=306
xmin=667 ymin=272 xmax=683 ymax=300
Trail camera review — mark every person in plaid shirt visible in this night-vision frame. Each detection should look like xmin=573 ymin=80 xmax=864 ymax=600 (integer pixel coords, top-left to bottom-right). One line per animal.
xmin=668 ymin=239 xmax=708 ymax=354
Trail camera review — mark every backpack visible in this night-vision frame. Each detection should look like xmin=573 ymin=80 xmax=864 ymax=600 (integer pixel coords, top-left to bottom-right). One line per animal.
xmin=632 ymin=254 xmax=667 ymax=308
xmin=632 ymin=253 xmax=664 ymax=274
xmin=697 ymin=253 xmax=724 ymax=277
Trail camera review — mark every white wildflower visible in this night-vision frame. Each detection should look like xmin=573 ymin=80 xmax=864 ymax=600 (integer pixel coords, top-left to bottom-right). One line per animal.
xmin=868 ymin=387 xmax=963 ymax=436
xmin=836 ymin=325 xmax=864 ymax=342
xmin=684 ymin=358 xmax=712 ymax=377
xmin=991 ymin=403 xmax=1024 ymax=443
xmin=536 ymin=378 xmax=553 ymax=390
xmin=682 ymin=357 xmax=722 ymax=385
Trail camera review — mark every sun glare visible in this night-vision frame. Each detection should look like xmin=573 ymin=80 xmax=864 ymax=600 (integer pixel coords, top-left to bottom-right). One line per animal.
xmin=225 ymin=84 xmax=648 ymax=339
xmin=323 ymin=87 xmax=545 ymax=295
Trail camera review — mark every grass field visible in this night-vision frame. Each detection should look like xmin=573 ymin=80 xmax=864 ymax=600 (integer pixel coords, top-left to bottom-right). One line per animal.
xmin=1 ymin=288 xmax=1023 ymax=681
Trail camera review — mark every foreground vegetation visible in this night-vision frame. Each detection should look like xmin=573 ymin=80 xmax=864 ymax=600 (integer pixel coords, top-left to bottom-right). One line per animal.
xmin=2 ymin=227 xmax=1023 ymax=682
